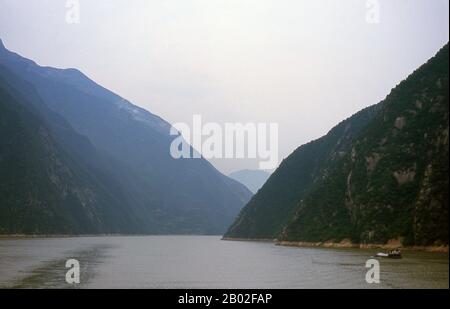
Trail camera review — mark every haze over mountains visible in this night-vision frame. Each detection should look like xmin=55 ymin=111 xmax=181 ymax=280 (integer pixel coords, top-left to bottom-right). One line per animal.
xmin=229 ymin=170 xmax=270 ymax=194
xmin=226 ymin=44 xmax=449 ymax=247
xmin=0 ymin=39 xmax=252 ymax=235
xmin=1 ymin=36 xmax=448 ymax=246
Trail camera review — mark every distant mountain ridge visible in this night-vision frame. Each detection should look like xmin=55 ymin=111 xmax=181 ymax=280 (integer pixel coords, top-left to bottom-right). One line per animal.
xmin=229 ymin=170 xmax=271 ymax=194
xmin=0 ymin=39 xmax=252 ymax=235
xmin=226 ymin=44 xmax=449 ymax=247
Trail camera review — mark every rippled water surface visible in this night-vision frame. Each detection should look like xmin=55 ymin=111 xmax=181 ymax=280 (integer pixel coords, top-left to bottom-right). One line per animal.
xmin=0 ymin=236 xmax=447 ymax=289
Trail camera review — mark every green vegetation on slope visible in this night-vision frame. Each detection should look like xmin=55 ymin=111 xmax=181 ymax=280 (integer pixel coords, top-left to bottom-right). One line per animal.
xmin=225 ymin=104 xmax=381 ymax=239
xmin=227 ymin=44 xmax=449 ymax=246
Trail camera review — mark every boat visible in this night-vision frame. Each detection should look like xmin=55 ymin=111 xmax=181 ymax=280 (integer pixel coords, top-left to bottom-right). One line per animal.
xmin=375 ymin=252 xmax=389 ymax=258
xmin=375 ymin=248 xmax=402 ymax=259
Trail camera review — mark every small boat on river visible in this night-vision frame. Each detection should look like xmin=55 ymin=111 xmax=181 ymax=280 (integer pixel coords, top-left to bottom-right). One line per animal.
xmin=375 ymin=248 xmax=402 ymax=259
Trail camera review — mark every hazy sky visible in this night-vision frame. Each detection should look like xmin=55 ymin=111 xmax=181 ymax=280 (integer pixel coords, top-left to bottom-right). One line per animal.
xmin=0 ymin=0 xmax=448 ymax=174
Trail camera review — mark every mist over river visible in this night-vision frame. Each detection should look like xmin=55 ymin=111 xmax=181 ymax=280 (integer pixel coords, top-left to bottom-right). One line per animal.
xmin=0 ymin=236 xmax=447 ymax=289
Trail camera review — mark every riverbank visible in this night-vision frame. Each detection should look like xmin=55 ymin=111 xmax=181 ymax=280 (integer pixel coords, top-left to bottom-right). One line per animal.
xmin=0 ymin=234 xmax=222 ymax=240
xmin=0 ymin=234 xmax=125 ymax=239
xmin=2 ymin=235 xmax=448 ymax=253
xmin=276 ymin=240 xmax=449 ymax=253
xmin=221 ymin=237 xmax=448 ymax=253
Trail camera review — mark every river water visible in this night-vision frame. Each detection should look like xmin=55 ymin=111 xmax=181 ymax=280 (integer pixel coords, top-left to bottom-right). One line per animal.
xmin=0 ymin=236 xmax=447 ymax=289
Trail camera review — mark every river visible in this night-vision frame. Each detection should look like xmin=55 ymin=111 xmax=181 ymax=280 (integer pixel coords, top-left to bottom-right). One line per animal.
xmin=0 ymin=236 xmax=447 ymax=289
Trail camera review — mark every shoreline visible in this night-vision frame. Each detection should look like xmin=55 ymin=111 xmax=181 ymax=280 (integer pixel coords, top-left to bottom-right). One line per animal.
xmin=277 ymin=240 xmax=449 ymax=253
xmin=0 ymin=234 xmax=152 ymax=239
xmin=0 ymin=234 xmax=222 ymax=240
xmin=222 ymin=237 xmax=448 ymax=253
xmin=1 ymin=234 xmax=448 ymax=253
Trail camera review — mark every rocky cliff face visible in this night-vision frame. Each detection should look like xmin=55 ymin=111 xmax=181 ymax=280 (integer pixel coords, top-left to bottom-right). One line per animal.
xmin=227 ymin=44 xmax=449 ymax=247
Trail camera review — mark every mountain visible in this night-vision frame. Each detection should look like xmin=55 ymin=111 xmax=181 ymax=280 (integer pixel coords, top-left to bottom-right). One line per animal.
xmin=225 ymin=105 xmax=380 ymax=239
xmin=0 ymin=65 xmax=144 ymax=234
xmin=0 ymin=39 xmax=252 ymax=235
xmin=226 ymin=44 xmax=449 ymax=247
xmin=228 ymin=170 xmax=271 ymax=194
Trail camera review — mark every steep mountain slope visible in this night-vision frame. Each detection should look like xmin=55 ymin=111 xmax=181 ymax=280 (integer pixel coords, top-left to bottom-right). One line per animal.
xmin=282 ymin=44 xmax=448 ymax=246
xmin=0 ymin=39 xmax=251 ymax=234
xmin=0 ymin=66 xmax=144 ymax=234
xmin=226 ymin=44 xmax=448 ymax=246
xmin=225 ymin=105 xmax=380 ymax=239
xmin=229 ymin=170 xmax=271 ymax=194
